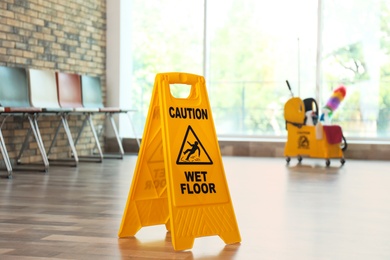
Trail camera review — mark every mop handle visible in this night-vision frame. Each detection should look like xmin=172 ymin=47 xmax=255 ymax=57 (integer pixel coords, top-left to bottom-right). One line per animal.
xmin=286 ymin=80 xmax=294 ymax=97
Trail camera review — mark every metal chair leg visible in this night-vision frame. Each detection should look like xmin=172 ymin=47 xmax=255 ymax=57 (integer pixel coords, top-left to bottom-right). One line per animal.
xmin=0 ymin=129 xmax=12 ymax=178
xmin=73 ymin=113 xmax=103 ymax=162
xmin=108 ymin=113 xmax=125 ymax=158
xmin=27 ymin=115 xmax=49 ymax=172
xmin=61 ymin=114 xmax=79 ymax=164
xmin=47 ymin=118 xmax=63 ymax=157
xmin=126 ymin=111 xmax=140 ymax=148
xmin=87 ymin=114 xmax=103 ymax=161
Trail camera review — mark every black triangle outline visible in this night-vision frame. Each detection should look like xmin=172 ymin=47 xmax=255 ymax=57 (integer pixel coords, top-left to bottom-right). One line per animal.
xmin=176 ymin=125 xmax=213 ymax=165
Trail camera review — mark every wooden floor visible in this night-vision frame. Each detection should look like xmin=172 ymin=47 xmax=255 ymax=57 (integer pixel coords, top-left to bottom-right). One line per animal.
xmin=0 ymin=155 xmax=390 ymax=259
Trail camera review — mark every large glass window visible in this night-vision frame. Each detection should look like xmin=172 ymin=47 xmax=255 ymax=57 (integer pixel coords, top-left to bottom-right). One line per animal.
xmin=130 ymin=0 xmax=203 ymax=132
xmin=206 ymin=0 xmax=317 ymax=136
xmin=322 ymin=0 xmax=390 ymax=138
xmin=130 ymin=0 xmax=390 ymax=140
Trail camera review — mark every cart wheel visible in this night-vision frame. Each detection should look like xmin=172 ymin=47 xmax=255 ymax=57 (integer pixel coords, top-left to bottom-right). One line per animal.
xmin=297 ymin=156 xmax=302 ymax=163
xmin=326 ymin=159 xmax=330 ymax=167
xmin=286 ymin=157 xmax=291 ymax=164
xmin=340 ymin=158 xmax=345 ymax=165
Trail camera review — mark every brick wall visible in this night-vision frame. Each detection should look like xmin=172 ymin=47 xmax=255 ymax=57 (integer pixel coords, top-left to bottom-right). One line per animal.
xmin=0 ymin=0 xmax=107 ymax=164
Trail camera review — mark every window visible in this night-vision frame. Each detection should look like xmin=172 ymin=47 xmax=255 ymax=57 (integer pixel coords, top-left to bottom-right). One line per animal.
xmin=206 ymin=0 xmax=317 ymax=136
xmin=322 ymin=0 xmax=390 ymax=138
xmin=130 ymin=0 xmax=390 ymax=139
xmin=130 ymin=0 xmax=203 ymax=134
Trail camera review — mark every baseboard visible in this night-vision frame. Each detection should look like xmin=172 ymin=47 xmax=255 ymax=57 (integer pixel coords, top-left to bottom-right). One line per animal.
xmin=106 ymin=137 xmax=390 ymax=161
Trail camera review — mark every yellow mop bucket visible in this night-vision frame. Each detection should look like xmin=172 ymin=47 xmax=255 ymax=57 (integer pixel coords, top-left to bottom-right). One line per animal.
xmin=283 ymin=82 xmax=346 ymax=166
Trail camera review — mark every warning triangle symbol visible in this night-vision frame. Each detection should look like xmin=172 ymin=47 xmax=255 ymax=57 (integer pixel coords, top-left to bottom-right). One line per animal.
xmin=176 ymin=125 xmax=213 ymax=165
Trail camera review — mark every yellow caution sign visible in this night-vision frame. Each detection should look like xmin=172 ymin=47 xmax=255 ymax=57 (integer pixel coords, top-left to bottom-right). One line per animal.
xmin=118 ymin=72 xmax=241 ymax=251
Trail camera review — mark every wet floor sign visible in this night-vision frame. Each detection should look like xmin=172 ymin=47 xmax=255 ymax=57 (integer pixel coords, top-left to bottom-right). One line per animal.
xmin=118 ymin=72 xmax=241 ymax=251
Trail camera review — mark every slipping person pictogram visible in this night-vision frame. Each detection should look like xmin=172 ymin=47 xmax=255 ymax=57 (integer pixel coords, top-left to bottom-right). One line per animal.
xmin=184 ymin=141 xmax=200 ymax=160
xmin=176 ymin=125 xmax=213 ymax=165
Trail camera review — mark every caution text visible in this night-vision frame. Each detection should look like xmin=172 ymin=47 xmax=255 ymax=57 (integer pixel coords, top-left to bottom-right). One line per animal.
xmin=169 ymin=107 xmax=208 ymax=120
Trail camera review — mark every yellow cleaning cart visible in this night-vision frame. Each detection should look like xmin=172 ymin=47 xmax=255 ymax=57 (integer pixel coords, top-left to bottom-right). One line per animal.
xmin=283 ymin=96 xmax=346 ymax=166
